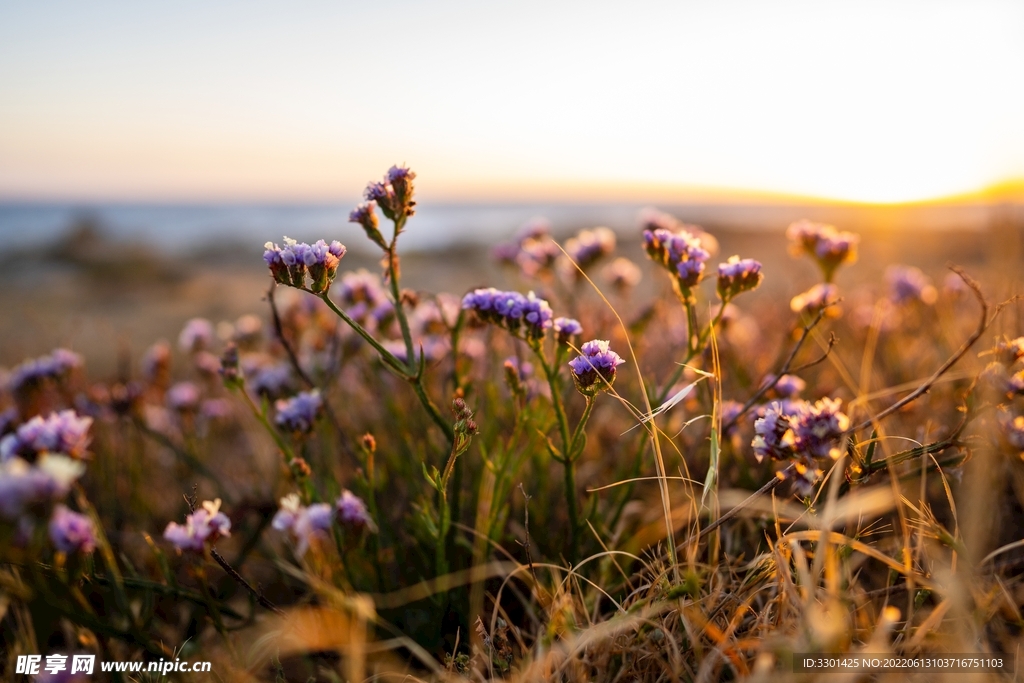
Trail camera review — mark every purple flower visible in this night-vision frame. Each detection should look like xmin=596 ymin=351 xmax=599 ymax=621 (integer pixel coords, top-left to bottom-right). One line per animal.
xmin=273 ymin=493 xmax=334 ymax=556
xmin=790 ymin=397 xmax=850 ymax=460
xmin=752 ymin=401 xmax=800 ymax=463
xmin=141 ymin=341 xmax=172 ymax=382
xmin=716 ymin=256 xmax=763 ymax=300
xmin=461 ymin=288 xmax=553 ymax=340
xmin=562 ymin=227 xmax=616 ymax=278
xmin=790 ymin=283 xmax=840 ymax=316
xmin=6 ymin=349 xmax=83 ymax=393
xmin=786 ymin=220 xmax=859 ymax=281
xmin=762 ymin=374 xmax=806 ymax=399
xmin=603 ymin=257 xmax=642 ymax=291
xmin=178 ymin=318 xmax=214 ymax=353
xmin=642 ymin=227 xmax=710 ymax=293
xmin=991 ymin=337 xmax=1024 ymax=367
xmin=274 ymin=390 xmax=323 ymax=433
xmin=335 ymin=490 xmax=375 ymax=532
xmin=364 ymin=166 xmax=416 ymax=221
xmin=885 ymin=265 xmax=937 ymax=305
xmin=553 ymin=317 xmax=583 ymax=344
xmin=49 ymin=504 xmax=96 ymax=555
xmin=568 ymin=339 xmax=625 ymax=396
xmin=1 ymin=410 xmax=93 ymax=462
xmin=516 ymin=237 xmax=562 ymax=278
xmin=247 ymin=362 xmax=293 ymax=399
xmin=163 ymin=499 xmax=231 ymax=553
xmin=999 ymin=410 xmax=1024 ymax=452
xmin=0 ymin=455 xmax=84 ymax=519
xmin=264 ymin=236 xmax=347 ymax=292
xmin=166 ymin=382 xmax=201 ymax=412
xmin=753 ymin=397 xmax=849 ymax=466
xmin=349 ymin=201 xmax=387 ymax=250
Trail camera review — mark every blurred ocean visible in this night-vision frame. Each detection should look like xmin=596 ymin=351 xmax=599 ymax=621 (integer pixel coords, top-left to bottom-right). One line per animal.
xmin=0 ymin=201 xmax=1009 ymax=255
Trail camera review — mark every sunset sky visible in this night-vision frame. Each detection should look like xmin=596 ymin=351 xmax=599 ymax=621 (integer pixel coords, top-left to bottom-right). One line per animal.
xmin=1 ymin=1 xmax=1022 ymax=204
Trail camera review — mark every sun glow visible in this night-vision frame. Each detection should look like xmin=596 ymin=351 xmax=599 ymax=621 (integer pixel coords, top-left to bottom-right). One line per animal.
xmin=1 ymin=1 xmax=1022 ymax=204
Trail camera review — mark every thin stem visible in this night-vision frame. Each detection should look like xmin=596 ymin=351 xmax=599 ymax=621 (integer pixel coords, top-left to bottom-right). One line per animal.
xmin=386 ymin=217 xmax=416 ymax=370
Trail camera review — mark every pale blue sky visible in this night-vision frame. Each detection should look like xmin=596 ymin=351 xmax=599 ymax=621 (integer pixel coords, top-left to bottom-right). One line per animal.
xmin=1 ymin=1 xmax=1022 ymax=202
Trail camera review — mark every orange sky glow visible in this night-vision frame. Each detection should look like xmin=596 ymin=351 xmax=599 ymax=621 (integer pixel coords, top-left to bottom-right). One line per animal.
xmin=1 ymin=1 xmax=1023 ymax=205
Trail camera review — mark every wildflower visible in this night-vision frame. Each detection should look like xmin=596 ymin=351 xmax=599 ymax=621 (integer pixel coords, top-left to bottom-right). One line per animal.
xmin=247 ymin=362 xmax=293 ymax=399
xmin=568 ymin=340 xmax=625 ymax=396
xmin=141 ymin=341 xmax=171 ymax=383
xmin=0 ymin=455 xmax=85 ymax=519
xmin=752 ymin=401 xmax=800 ymax=463
xmin=272 ymin=493 xmax=333 ymax=556
xmin=274 ymin=390 xmax=323 ymax=433
xmin=885 ymin=265 xmax=937 ymax=305
xmin=364 ymin=165 xmax=417 ymax=222
xmin=790 ymin=397 xmax=850 ymax=460
xmin=990 ymin=337 xmax=1024 ymax=367
xmin=163 ymin=499 xmax=231 ymax=553
xmin=763 ymin=374 xmax=806 ymax=398
xmin=349 ymin=201 xmax=388 ymax=250
xmin=790 ymin=283 xmax=840 ymax=316
xmin=1 ymin=410 xmax=93 ymax=462
xmin=503 ymin=357 xmax=534 ymax=382
xmin=49 ymin=505 xmax=96 ymax=555
xmin=981 ymin=362 xmax=1024 ymax=398
xmin=461 ymin=288 xmax=553 ymax=341
xmin=166 ymin=382 xmax=201 ymax=412
xmin=642 ymin=227 xmax=710 ymax=296
xmin=603 ymin=257 xmax=642 ymax=291
xmin=516 ymin=236 xmax=562 ymax=278
xmin=998 ymin=410 xmax=1024 ymax=453
xmin=335 ymin=490 xmax=376 ymax=533
xmin=553 ymin=317 xmax=583 ymax=344
xmin=638 ymin=208 xmax=719 ymax=255
xmin=178 ymin=318 xmax=214 ymax=352
xmin=7 ymin=348 xmax=83 ymax=393
xmin=716 ymin=256 xmax=763 ymax=301
xmin=263 ymin=237 xmax=347 ymax=293
xmin=562 ymin=227 xmax=616 ymax=278
xmin=786 ymin=220 xmax=859 ymax=282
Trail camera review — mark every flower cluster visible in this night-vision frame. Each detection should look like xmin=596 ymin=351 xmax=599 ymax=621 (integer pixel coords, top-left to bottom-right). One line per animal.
xmin=568 ymin=340 xmax=625 ymax=396
xmin=273 ymin=491 xmax=374 ymax=556
xmin=716 ymin=256 xmax=763 ymax=301
xmin=885 ymin=265 xmax=937 ymax=305
xmin=786 ymin=220 xmax=859 ymax=282
xmin=274 ymin=390 xmax=323 ymax=434
xmin=493 ymin=218 xmax=562 ymax=278
xmin=0 ymin=454 xmax=86 ymax=523
xmin=991 ymin=337 xmax=1024 ymax=367
xmin=49 ymin=504 xmax=97 ymax=555
xmin=6 ymin=348 xmax=83 ymax=393
xmin=752 ymin=398 xmax=850 ymax=495
xmin=335 ymin=269 xmax=393 ymax=329
xmin=163 ymin=499 xmax=231 ymax=553
xmin=642 ymin=227 xmax=711 ymax=294
xmin=790 ymin=283 xmax=840 ymax=316
xmin=1 ymin=410 xmax=93 ymax=462
xmin=603 ymin=257 xmax=642 ymax=292
xmin=166 ymin=382 xmax=201 ymax=412
xmin=178 ymin=318 xmax=214 ymax=353
xmin=461 ymin=288 xmax=554 ymax=341
xmin=553 ymin=317 xmax=583 ymax=344
xmin=363 ymin=165 xmax=417 ymax=223
xmin=349 ymin=202 xmax=388 ymax=250
xmin=561 ymin=227 xmax=616 ymax=280
xmin=999 ymin=409 xmax=1024 ymax=453
xmin=263 ymin=237 xmax=347 ymax=293
xmin=763 ymin=374 xmax=806 ymax=399
xmin=638 ymin=208 xmax=719 ymax=255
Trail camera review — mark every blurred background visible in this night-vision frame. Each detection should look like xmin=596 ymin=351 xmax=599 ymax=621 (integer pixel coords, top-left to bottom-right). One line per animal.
xmin=1 ymin=0 xmax=1023 ymax=372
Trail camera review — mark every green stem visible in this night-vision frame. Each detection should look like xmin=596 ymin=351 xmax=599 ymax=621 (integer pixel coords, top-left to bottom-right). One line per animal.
xmin=563 ymin=456 xmax=580 ymax=560
xmin=386 ymin=217 xmax=416 ymax=371
xmin=320 ymin=290 xmax=454 ymax=443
